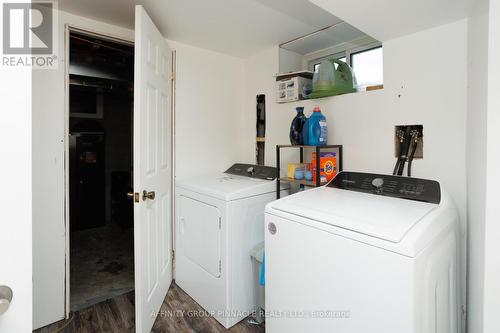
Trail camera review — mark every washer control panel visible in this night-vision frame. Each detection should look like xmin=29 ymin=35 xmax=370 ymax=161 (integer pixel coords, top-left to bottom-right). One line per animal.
xmin=225 ymin=163 xmax=277 ymax=180
xmin=328 ymin=171 xmax=441 ymax=204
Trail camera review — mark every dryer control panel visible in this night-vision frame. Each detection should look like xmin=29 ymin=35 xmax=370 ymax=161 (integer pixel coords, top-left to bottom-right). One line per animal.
xmin=328 ymin=171 xmax=441 ymax=204
xmin=225 ymin=163 xmax=277 ymax=180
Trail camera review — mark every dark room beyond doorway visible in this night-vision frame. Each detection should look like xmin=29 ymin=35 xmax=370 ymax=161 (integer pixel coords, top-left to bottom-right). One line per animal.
xmin=68 ymin=31 xmax=135 ymax=311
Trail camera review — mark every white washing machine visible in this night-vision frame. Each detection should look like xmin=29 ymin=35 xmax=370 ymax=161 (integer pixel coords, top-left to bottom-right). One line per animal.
xmin=265 ymin=171 xmax=461 ymax=333
xmin=175 ymin=163 xmax=288 ymax=328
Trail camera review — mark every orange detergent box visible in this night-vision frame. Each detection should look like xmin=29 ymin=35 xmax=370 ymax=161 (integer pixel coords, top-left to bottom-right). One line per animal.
xmin=312 ymin=152 xmax=337 ymax=183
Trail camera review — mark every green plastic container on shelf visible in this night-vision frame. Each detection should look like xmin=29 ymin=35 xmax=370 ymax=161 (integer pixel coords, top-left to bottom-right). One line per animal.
xmin=309 ymin=58 xmax=357 ymax=98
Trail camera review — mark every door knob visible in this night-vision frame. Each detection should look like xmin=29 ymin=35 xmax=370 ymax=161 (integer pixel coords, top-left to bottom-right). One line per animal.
xmin=127 ymin=192 xmax=139 ymax=203
xmin=0 ymin=286 xmax=13 ymax=316
xmin=142 ymin=190 xmax=155 ymax=201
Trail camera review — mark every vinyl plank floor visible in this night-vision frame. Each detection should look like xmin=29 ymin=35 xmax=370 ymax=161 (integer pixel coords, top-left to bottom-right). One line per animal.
xmin=34 ymin=283 xmax=265 ymax=333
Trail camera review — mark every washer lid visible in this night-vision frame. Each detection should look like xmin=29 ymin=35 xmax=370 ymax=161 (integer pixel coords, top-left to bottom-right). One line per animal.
xmin=176 ymin=173 xmax=279 ymax=201
xmin=269 ymin=186 xmax=438 ymax=243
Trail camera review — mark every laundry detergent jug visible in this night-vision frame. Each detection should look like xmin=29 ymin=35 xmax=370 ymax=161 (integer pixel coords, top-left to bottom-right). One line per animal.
xmin=289 ymin=107 xmax=307 ymax=145
xmin=307 ymin=107 xmax=328 ymax=146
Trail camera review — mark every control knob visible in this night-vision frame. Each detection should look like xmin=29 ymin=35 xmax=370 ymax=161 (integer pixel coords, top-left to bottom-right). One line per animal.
xmin=372 ymin=178 xmax=384 ymax=193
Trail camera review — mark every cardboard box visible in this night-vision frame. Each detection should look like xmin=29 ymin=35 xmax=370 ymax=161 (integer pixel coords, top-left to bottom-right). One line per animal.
xmin=312 ymin=152 xmax=337 ymax=183
xmin=276 ymin=71 xmax=313 ymax=103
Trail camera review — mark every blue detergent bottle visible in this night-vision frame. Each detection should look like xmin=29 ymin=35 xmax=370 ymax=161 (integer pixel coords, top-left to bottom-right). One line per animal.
xmin=308 ymin=106 xmax=328 ymax=146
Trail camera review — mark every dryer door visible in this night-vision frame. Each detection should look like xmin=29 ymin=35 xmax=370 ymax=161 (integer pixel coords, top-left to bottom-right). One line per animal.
xmin=178 ymin=195 xmax=222 ymax=277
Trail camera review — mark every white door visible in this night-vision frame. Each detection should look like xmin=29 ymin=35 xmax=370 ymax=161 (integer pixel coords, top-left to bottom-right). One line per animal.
xmin=133 ymin=5 xmax=173 ymax=333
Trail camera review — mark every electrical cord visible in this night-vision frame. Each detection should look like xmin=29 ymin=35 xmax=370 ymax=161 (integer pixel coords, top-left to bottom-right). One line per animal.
xmin=393 ymin=128 xmax=420 ymax=177
xmin=407 ymin=132 xmax=419 ymax=177
xmin=392 ymin=158 xmax=401 ymax=176
xmin=397 ymin=128 xmax=412 ymax=176
xmin=407 ymin=142 xmax=417 ymax=177
xmin=393 ymin=130 xmax=405 ymax=175
xmin=397 ymin=155 xmax=406 ymax=176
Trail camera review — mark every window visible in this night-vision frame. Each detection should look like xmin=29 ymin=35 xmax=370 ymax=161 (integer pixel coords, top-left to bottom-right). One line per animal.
xmin=308 ymin=44 xmax=383 ymax=89
xmin=350 ymin=46 xmax=383 ymax=87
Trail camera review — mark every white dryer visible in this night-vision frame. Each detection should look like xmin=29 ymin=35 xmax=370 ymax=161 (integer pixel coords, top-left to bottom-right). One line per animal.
xmin=175 ymin=163 xmax=288 ymax=328
xmin=265 ymin=171 xmax=461 ymax=333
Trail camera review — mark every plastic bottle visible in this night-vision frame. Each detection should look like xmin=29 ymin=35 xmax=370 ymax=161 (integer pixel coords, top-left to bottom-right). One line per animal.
xmin=302 ymin=117 xmax=310 ymax=145
xmin=289 ymin=107 xmax=307 ymax=145
xmin=308 ymin=106 xmax=328 ymax=146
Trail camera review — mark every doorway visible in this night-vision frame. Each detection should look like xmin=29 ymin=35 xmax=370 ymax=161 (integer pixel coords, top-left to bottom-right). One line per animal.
xmin=67 ymin=30 xmax=135 ymax=311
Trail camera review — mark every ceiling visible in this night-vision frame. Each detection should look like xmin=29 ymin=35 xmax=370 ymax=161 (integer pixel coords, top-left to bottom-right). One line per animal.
xmin=309 ymin=0 xmax=475 ymax=42
xmin=281 ymin=22 xmax=372 ymax=56
xmin=60 ymin=0 xmax=478 ymax=57
xmin=60 ymin=0 xmax=345 ymax=58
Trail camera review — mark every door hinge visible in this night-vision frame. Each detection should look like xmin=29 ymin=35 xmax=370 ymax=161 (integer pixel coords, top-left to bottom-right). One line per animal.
xmin=171 ymin=72 xmax=176 ymax=81
xmin=171 ymin=250 xmax=175 ymax=262
xmin=218 ymin=217 xmax=221 ymax=229
xmin=219 ymin=260 xmax=221 ymax=273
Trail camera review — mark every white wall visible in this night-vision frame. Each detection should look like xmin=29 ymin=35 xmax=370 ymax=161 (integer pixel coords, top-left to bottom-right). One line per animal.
xmin=242 ymin=19 xmax=468 ymax=329
xmin=0 ymin=69 xmax=32 ymax=332
xmin=466 ymin=2 xmax=489 ymax=332
xmin=483 ymin=0 xmax=500 ymax=331
xmin=241 ymin=46 xmax=279 ymax=165
xmin=279 ymin=48 xmax=305 ymax=73
xmin=0 ymin=2 xmax=33 ymax=330
xmin=32 ymin=11 xmax=133 ymax=329
xmin=168 ymin=40 xmax=245 ymax=180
